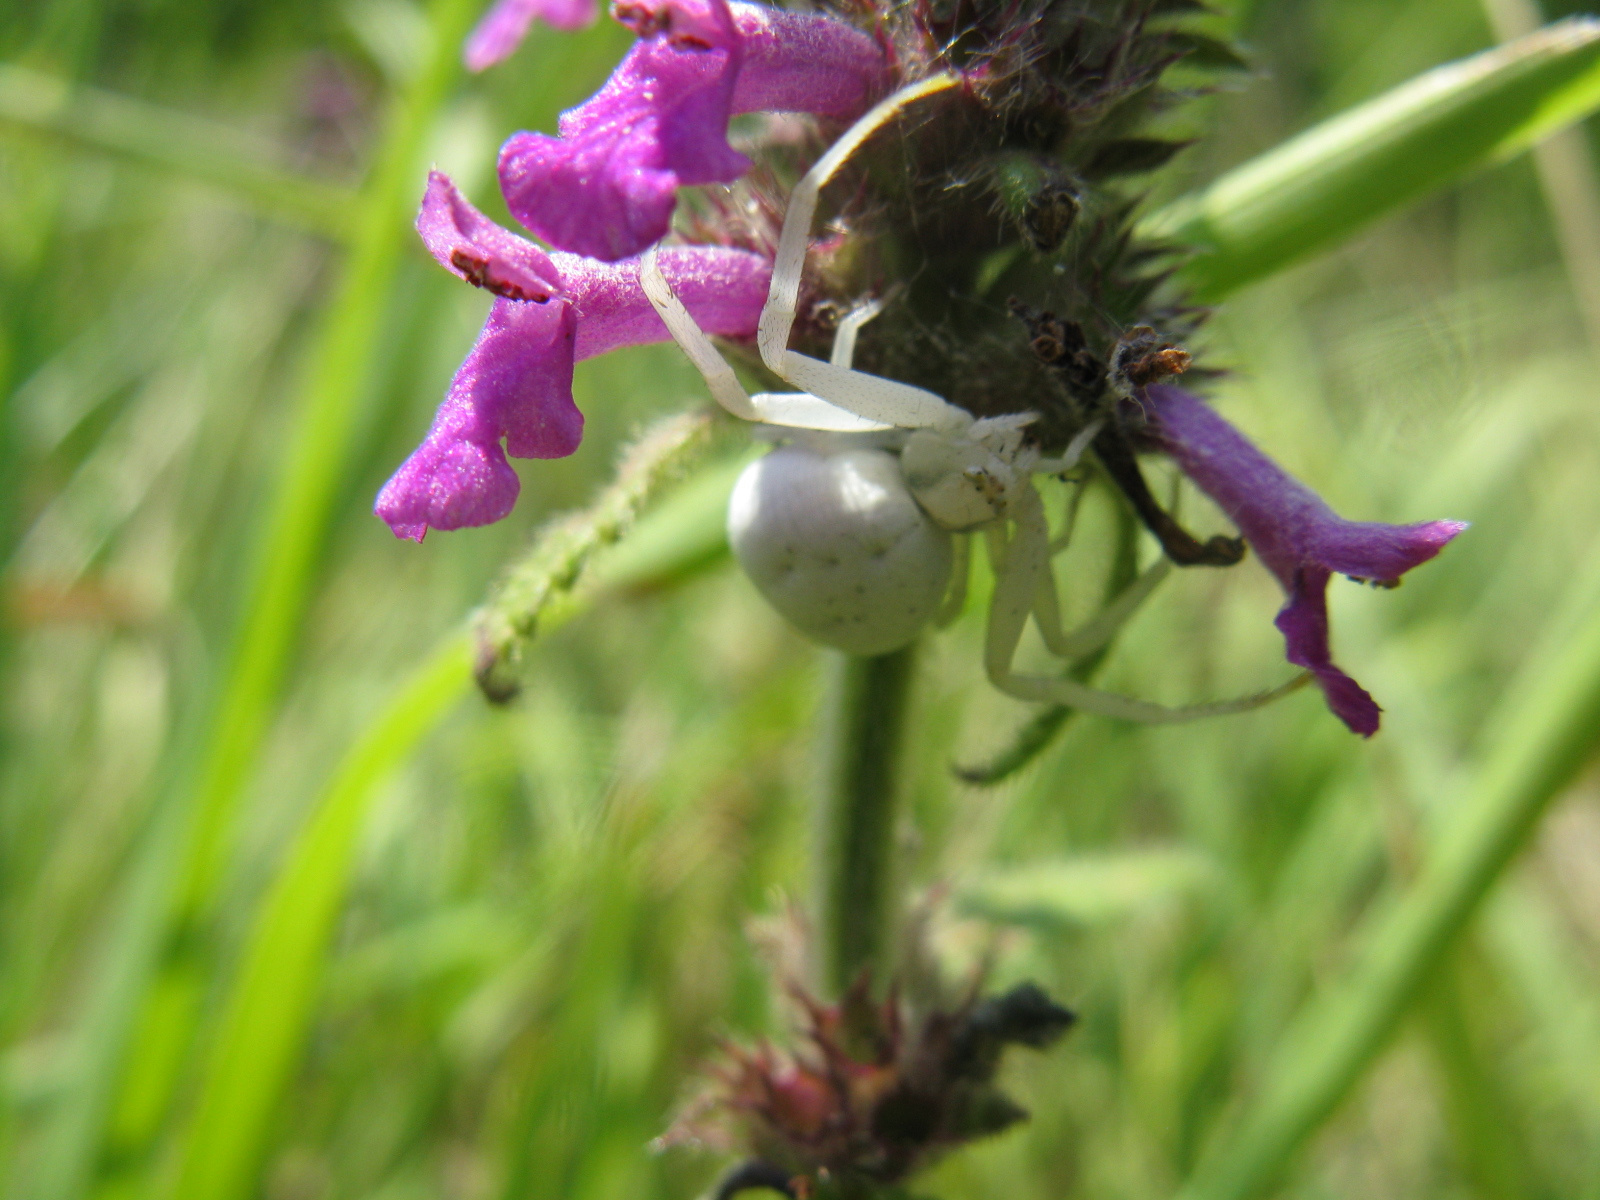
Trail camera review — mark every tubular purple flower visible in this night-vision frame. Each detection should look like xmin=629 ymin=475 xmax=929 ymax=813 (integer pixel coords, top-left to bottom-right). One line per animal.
xmin=497 ymin=0 xmax=886 ymax=261
xmin=464 ymin=0 xmax=599 ymax=73
xmin=376 ymin=173 xmax=771 ymax=541
xmin=1142 ymin=385 xmax=1467 ymax=736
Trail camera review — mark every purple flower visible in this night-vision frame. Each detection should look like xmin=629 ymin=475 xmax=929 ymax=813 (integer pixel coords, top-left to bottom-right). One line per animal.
xmin=376 ymin=172 xmax=771 ymax=541
xmin=498 ymin=0 xmax=886 ymax=261
xmin=1143 ymin=385 xmax=1467 ymax=736
xmin=464 ymin=0 xmax=599 ymax=73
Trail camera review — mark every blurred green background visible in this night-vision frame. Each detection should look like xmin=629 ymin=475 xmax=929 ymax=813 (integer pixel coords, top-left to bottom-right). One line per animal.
xmin=5 ymin=1 xmax=1600 ymax=1198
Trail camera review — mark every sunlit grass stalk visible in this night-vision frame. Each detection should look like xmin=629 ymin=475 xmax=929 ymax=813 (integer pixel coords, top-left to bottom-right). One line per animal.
xmin=174 ymin=0 xmax=479 ymax=927
xmin=29 ymin=0 xmax=479 ymax=1192
xmin=170 ymin=410 xmax=719 ymax=1200
xmin=817 ymin=646 xmax=916 ymax=996
xmin=1177 ymin=541 xmax=1600 ymax=1200
xmin=171 ymin=633 xmax=473 ymax=1200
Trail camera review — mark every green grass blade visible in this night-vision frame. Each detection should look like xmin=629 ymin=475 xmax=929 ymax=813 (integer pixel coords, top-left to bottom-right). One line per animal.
xmin=1421 ymin=947 xmax=1538 ymax=1200
xmin=172 ymin=411 xmax=730 ymax=1200
xmin=171 ymin=633 xmax=472 ymax=1200
xmin=1175 ymin=541 xmax=1600 ymax=1200
xmin=960 ymin=847 xmax=1216 ymax=929
xmin=1145 ymin=18 xmax=1600 ymax=299
xmin=174 ymin=0 xmax=479 ymax=927
xmin=25 ymin=3 xmax=480 ymax=1195
xmin=23 ymin=797 xmax=189 ymax=1200
xmin=0 ymin=64 xmax=356 ymax=239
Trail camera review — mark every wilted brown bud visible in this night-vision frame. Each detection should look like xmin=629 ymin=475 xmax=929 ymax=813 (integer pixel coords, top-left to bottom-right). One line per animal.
xmin=662 ymin=971 xmax=1074 ymax=1197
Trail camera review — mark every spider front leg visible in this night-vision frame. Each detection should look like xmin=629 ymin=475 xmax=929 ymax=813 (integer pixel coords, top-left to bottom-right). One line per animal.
xmin=755 ymin=74 xmax=973 ymax=433
xmin=984 ymin=484 xmax=1308 ymax=723
xmin=639 ymin=247 xmax=888 ymax=432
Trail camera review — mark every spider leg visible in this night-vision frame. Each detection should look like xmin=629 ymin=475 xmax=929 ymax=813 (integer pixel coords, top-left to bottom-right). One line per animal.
xmin=1033 ymin=558 xmax=1172 ymax=661
xmin=640 ymin=247 xmax=888 ymax=432
xmin=1034 ymin=419 xmax=1104 ymax=476
xmin=830 ymin=297 xmax=883 ymax=368
xmin=1048 ymin=475 xmax=1088 ymax=553
xmin=934 ymin=533 xmax=971 ymax=626
xmin=985 ymin=485 xmax=1308 ymax=722
xmin=756 ymin=74 xmax=971 ymax=431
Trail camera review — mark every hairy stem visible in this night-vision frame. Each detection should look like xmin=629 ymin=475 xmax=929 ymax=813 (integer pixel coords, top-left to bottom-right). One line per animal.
xmin=817 ymin=645 xmax=917 ymax=996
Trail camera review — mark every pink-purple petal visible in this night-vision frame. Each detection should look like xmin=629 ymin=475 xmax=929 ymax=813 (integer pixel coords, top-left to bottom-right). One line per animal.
xmin=379 ymin=186 xmax=771 ymax=540
xmin=553 ymin=245 xmax=771 ymax=357
xmin=727 ymin=1 xmax=885 ymax=117
xmin=1275 ymin=569 xmax=1383 ymax=737
xmin=498 ymin=0 xmax=885 ymax=261
xmin=464 ymin=0 xmax=598 ymax=73
xmin=500 ymin=32 xmax=745 ymax=260
xmin=417 ymin=170 xmax=564 ymax=302
xmin=1142 ymin=384 xmax=1467 ymax=736
xmin=376 ymin=298 xmax=579 ymax=540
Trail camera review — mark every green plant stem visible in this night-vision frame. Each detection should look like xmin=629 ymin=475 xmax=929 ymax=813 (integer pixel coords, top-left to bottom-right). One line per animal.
xmin=818 ymin=645 xmax=917 ymax=996
xmin=1176 ymin=543 xmax=1600 ymax=1200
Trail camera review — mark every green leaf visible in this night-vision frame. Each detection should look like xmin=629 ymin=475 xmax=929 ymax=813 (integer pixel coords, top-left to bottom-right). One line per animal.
xmin=1145 ymin=18 xmax=1600 ymax=299
xmin=960 ymin=847 xmax=1216 ymax=929
xmin=29 ymin=0 xmax=482 ymax=1193
xmin=1176 ymin=534 xmax=1600 ymax=1200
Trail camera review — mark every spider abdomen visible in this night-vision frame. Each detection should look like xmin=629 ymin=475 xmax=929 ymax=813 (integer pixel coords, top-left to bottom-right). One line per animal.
xmin=727 ymin=444 xmax=953 ymax=656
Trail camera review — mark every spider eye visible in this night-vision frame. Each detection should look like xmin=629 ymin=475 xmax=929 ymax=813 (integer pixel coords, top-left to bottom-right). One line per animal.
xmin=901 ymin=433 xmax=1009 ymax=530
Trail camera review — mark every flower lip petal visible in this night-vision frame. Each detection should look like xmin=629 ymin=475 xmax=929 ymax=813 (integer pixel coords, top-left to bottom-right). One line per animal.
xmin=376 ymin=436 xmax=525 ymax=541
xmin=1141 ymin=384 xmax=1467 ymax=735
xmin=1275 ymin=568 xmax=1383 ymax=737
xmin=417 ymin=170 xmax=565 ymax=303
xmin=376 ymin=296 xmax=580 ymax=541
xmin=497 ymin=0 xmax=885 ymax=261
xmin=501 ymin=28 xmax=746 ymax=261
xmin=463 ymin=0 xmax=598 ymax=73
xmin=381 ymin=187 xmax=770 ymax=539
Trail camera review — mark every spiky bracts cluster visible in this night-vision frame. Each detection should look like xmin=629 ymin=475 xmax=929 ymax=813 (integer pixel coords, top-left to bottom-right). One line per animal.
xmin=665 ymin=973 xmax=1075 ymax=1197
xmin=773 ymin=0 xmax=1241 ymax=452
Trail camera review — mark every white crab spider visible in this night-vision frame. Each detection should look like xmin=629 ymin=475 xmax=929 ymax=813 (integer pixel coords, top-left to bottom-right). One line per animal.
xmin=640 ymin=75 xmax=1303 ymax=724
